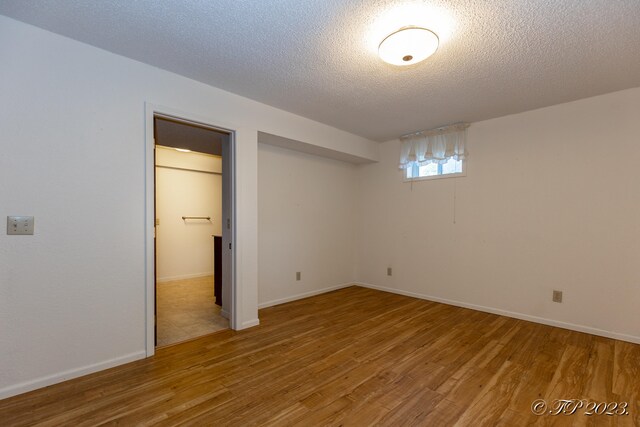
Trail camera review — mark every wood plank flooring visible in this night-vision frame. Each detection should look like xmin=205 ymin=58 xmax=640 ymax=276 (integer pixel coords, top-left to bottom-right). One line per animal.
xmin=1 ymin=286 xmax=638 ymax=426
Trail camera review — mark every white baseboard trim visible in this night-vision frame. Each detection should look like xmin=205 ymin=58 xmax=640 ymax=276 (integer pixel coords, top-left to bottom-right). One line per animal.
xmin=156 ymin=272 xmax=212 ymax=283
xmin=0 ymin=350 xmax=146 ymax=400
xmin=258 ymin=283 xmax=354 ymax=309
xmin=220 ymin=309 xmax=230 ymax=319
xmin=240 ymin=319 xmax=260 ymax=329
xmin=355 ymin=282 xmax=640 ymax=345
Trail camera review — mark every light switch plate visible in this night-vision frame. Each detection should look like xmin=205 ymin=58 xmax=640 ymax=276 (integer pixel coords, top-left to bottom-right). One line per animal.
xmin=7 ymin=216 xmax=34 ymax=235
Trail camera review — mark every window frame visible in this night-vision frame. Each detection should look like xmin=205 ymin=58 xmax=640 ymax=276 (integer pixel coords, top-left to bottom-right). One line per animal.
xmin=402 ymin=158 xmax=467 ymax=182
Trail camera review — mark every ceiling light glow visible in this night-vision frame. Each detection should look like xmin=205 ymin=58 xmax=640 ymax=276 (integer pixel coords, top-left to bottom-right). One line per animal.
xmin=175 ymin=148 xmax=191 ymax=152
xmin=378 ymin=27 xmax=439 ymax=66
xmin=366 ymin=2 xmax=453 ymax=56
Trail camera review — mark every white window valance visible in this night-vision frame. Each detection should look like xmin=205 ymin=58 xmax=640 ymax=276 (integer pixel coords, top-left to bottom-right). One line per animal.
xmin=399 ymin=123 xmax=469 ymax=169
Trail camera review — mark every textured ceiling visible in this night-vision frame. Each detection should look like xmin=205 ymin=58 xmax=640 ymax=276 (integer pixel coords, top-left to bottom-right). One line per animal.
xmin=2 ymin=1 xmax=639 ymax=141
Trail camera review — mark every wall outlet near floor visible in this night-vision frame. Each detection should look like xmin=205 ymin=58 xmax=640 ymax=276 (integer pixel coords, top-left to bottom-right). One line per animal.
xmin=387 ymin=267 xmax=392 ymax=276
xmin=296 ymin=272 xmax=301 ymax=281
xmin=552 ymin=290 xmax=563 ymax=303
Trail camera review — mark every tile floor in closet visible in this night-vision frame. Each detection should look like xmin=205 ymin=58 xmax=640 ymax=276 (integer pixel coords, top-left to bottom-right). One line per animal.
xmin=156 ymin=275 xmax=228 ymax=347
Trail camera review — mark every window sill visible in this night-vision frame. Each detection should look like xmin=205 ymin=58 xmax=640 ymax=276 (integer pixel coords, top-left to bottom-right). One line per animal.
xmin=403 ymin=171 xmax=466 ymax=183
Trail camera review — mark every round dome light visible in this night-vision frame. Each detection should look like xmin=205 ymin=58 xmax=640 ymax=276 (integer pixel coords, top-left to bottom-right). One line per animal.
xmin=378 ymin=27 xmax=439 ymax=66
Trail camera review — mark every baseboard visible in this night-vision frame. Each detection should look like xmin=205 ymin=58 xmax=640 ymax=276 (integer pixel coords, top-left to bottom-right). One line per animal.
xmin=220 ymin=309 xmax=230 ymax=319
xmin=258 ymin=283 xmax=354 ymax=309
xmin=156 ymin=272 xmax=212 ymax=283
xmin=355 ymin=282 xmax=640 ymax=345
xmin=0 ymin=350 xmax=146 ymax=400
xmin=240 ymin=319 xmax=260 ymax=329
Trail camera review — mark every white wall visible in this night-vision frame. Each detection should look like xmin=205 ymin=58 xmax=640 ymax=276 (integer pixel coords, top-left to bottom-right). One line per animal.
xmin=155 ymin=147 xmax=221 ymax=282
xmin=0 ymin=15 xmax=377 ymax=399
xmin=356 ymin=87 xmax=640 ymax=343
xmin=258 ymin=144 xmax=358 ymax=307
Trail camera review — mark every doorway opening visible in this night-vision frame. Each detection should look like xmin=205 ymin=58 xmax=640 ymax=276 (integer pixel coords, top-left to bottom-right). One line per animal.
xmin=152 ymin=115 xmax=233 ymax=347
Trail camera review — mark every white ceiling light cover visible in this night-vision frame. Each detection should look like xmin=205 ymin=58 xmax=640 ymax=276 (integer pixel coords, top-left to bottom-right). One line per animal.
xmin=378 ymin=27 xmax=439 ymax=66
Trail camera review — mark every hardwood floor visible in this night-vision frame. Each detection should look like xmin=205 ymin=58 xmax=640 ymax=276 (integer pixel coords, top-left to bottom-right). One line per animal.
xmin=1 ymin=286 xmax=638 ymax=426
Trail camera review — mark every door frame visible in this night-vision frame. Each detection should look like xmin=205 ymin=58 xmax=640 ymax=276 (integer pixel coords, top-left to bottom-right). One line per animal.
xmin=144 ymin=102 xmax=238 ymax=357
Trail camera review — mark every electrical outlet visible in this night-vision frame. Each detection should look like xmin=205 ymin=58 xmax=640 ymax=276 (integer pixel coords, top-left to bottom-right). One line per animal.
xmin=552 ymin=290 xmax=563 ymax=303
xmin=296 ymin=272 xmax=301 ymax=281
xmin=387 ymin=267 xmax=392 ymax=276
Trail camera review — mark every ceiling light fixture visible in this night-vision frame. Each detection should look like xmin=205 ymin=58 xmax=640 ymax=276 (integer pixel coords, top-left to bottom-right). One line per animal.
xmin=378 ymin=26 xmax=439 ymax=66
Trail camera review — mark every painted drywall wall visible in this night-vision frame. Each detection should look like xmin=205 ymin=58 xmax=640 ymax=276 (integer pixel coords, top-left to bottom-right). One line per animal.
xmin=155 ymin=147 xmax=221 ymax=282
xmin=0 ymin=15 xmax=377 ymax=399
xmin=258 ymin=144 xmax=358 ymax=307
xmin=356 ymin=87 xmax=640 ymax=343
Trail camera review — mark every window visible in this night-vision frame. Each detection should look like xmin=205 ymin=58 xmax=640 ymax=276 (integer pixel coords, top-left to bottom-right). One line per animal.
xmin=405 ymin=158 xmax=464 ymax=180
xmin=399 ymin=122 xmax=468 ymax=181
